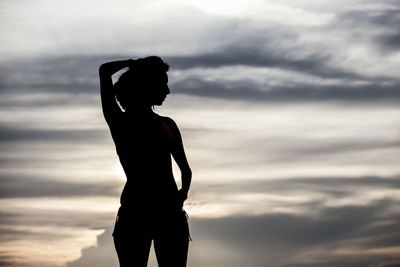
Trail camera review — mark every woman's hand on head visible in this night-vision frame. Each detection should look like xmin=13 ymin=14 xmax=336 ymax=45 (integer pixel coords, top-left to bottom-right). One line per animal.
xmin=127 ymin=59 xmax=135 ymax=67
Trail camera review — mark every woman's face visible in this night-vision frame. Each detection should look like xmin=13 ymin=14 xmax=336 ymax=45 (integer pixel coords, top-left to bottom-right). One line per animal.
xmin=147 ymin=72 xmax=170 ymax=106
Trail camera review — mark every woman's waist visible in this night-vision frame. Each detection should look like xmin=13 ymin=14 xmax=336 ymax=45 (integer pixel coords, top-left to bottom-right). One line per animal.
xmin=120 ymin=183 xmax=178 ymax=204
xmin=123 ymin=177 xmax=178 ymax=192
xmin=118 ymin=197 xmax=182 ymax=218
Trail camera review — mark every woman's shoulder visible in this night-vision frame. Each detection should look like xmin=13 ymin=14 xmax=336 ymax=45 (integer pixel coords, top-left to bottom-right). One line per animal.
xmin=157 ymin=115 xmax=177 ymax=126
xmin=156 ymin=115 xmax=179 ymax=142
xmin=157 ymin=115 xmax=181 ymax=136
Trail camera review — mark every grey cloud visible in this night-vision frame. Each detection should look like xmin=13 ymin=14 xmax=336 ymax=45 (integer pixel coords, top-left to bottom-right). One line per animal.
xmin=381 ymin=31 xmax=400 ymax=49
xmin=0 ymin=3 xmax=399 ymax=107
xmin=0 ymin=174 xmax=121 ymax=198
xmin=371 ymin=9 xmax=400 ymax=28
xmin=334 ymin=6 xmax=400 ymax=51
xmin=3 ymin=76 xmax=399 ymax=108
xmin=337 ymin=7 xmax=400 ymax=28
xmin=280 ymin=262 xmax=369 ymax=267
xmin=198 ymin=175 xmax=400 ymax=198
xmin=0 ymin=124 xmax=108 ymax=143
xmin=0 ymin=154 xmax=111 ymax=171
xmin=4 ymin=56 xmax=398 ymax=104
xmin=0 ymin=210 xmax=117 ymax=266
xmin=0 ymin=55 xmax=109 ymax=88
xmin=190 ymin=198 xmax=400 ymax=266
xmin=68 ymin=198 xmax=400 ymax=267
xmin=1 ymin=45 xmax=399 ymax=104
xmin=0 ymin=256 xmax=17 ymax=267
xmin=1 ymin=2 xmax=398 ymax=267
xmin=172 ymin=77 xmax=400 ymax=102
xmin=186 ymin=127 xmax=400 ymax=171
xmin=283 ymin=138 xmax=400 ymax=156
xmin=0 ymin=83 xmax=97 ymax=94
xmin=167 ymin=49 xmax=365 ymax=80
xmin=283 ymin=175 xmax=400 ymax=190
xmin=66 ymin=227 xmax=119 ymax=267
xmin=0 ymin=208 xmax=115 ymax=230
xmin=0 ymin=227 xmax=72 ymax=242
xmin=257 ymin=138 xmax=400 ymax=164
xmin=0 ymin=55 xmax=108 ymax=97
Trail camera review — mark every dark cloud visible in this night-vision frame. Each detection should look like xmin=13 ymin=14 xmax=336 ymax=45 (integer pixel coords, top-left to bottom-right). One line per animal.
xmin=280 ymin=262 xmax=368 ymax=267
xmin=167 ymin=50 xmax=365 ymax=80
xmin=0 ymin=52 xmax=363 ymax=89
xmin=198 ymin=175 xmax=400 ymax=199
xmin=381 ymin=31 xmax=400 ymax=49
xmin=66 ymin=227 xmax=119 ymax=267
xmin=184 ymin=128 xmax=400 ymax=171
xmin=337 ymin=8 xmax=400 ymax=28
xmin=0 ymin=256 xmax=17 ymax=267
xmin=1 ymin=2 xmax=399 ymax=266
xmin=1 ymin=53 xmax=399 ymax=105
xmin=0 ymin=208 xmax=115 ymax=230
xmin=0 ymin=227 xmax=73 ymax=242
xmin=172 ymin=77 xmax=400 ymax=102
xmin=334 ymin=6 xmax=400 ymax=51
xmin=0 ymin=174 xmax=121 ymax=198
xmin=68 ymin=198 xmax=400 ymax=267
xmin=253 ymin=138 xmax=400 ymax=164
xmin=281 ymin=138 xmax=400 ymax=156
xmin=0 ymin=4 xmax=399 ymax=108
xmin=191 ymin=198 xmax=400 ymax=266
xmin=0 ymin=125 xmax=108 ymax=143
xmin=262 ymin=204 xmax=386 ymax=246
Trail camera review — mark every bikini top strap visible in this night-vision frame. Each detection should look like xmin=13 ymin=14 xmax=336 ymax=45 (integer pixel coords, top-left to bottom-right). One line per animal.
xmin=162 ymin=120 xmax=175 ymax=144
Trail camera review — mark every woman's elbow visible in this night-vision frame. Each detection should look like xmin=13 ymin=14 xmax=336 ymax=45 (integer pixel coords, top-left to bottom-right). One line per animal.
xmin=183 ymin=167 xmax=192 ymax=178
xmin=99 ymin=64 xmax=107 ymax=76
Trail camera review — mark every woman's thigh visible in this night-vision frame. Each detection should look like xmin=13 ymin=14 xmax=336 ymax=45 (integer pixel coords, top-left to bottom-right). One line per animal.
xmin=153 ymin=232 xmax=189 ymax=267
xmin=153 ymin=212 xmax=190 ymax=267
xmin=113 ymin=228 xmax=152 ymax=267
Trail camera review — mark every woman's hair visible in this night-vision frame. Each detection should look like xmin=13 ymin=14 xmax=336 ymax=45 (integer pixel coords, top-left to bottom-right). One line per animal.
xmin=114 ymin=56 xmax=170 ymax=110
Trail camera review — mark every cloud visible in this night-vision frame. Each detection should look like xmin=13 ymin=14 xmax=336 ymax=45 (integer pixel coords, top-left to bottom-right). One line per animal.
xmin=0 ymin=174 xmax=120 ymax=198
xmin=172 ymin=77 xmax=400 ymax=102
xmin=166 ymin=48 xmax=367 ymax=81
xmin=337 ymin=7 xmax=400 ymax=28
xmin=200 ymin=175 xmax=400 ymax=196
xmin=2 ymin=1 xmax=400 ymax=104
xmin=1 ymin=54 xmax=399 ymax=104
xmin=68 ymin=198 xmax=400 ymax=267
xmin=0 ymin=125 xmax=107 ymax=143
xmin=1 ymin=1 xmax=400 ymax=266
xmin=332 ymin=5 xmax=400 ymax=52
xmin=66 ymin=227 xmax=119 ymax=267
xmin=191 ymin=198 xmax=400 ymax=266
xmin=0 ymin=256 xmax=18 ymax=267
xmin=380 ymin=32 xmax=400 ymax=50
xmin=0 ymin=203 xmax=115 ymax=229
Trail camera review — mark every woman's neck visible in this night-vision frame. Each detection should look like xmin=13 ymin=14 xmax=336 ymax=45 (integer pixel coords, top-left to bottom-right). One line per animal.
xmin=126 ymin=106 xmax=157 ymax=119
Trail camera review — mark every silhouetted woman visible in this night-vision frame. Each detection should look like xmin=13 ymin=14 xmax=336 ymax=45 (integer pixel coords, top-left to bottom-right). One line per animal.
xmin=99 ymin=56 xmax=192 ymax=267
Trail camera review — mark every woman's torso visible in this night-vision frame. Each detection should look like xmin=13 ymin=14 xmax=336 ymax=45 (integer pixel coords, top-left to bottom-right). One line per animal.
xmin=109 ymin=113 xmax=179 ymax=215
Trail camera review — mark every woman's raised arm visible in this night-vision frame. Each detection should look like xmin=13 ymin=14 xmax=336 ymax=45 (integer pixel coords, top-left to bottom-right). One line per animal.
xmin=99 ymin=59 xmax=133 ymax=124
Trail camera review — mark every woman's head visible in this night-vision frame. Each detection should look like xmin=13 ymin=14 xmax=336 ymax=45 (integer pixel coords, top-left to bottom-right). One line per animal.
xmin=115 ymin=56 xmax=170 ymax=111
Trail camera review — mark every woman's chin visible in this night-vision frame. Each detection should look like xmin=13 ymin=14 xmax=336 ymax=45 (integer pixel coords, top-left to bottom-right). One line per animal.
xmin=154 ymin=98 xmax=166 ymax=106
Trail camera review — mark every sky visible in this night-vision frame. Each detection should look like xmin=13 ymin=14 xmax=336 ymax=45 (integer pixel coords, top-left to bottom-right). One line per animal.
xmin=0 ymin=0 xmax=400 ymax=266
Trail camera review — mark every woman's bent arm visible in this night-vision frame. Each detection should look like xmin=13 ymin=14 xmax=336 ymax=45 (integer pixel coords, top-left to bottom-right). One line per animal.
xmin=99 ymin=59 xmax=132 ymax=124
xmin=167 ymin=118 xmax=192 ymax=202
